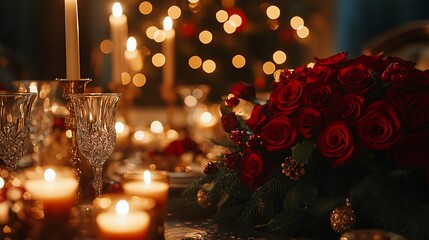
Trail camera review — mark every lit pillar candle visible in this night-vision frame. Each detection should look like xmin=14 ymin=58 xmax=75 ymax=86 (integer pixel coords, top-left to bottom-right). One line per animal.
xmin=96 ymin=200 xmax=150 ymax=240
xmin=109 ymin=2 xmax=128 ymax=84
xmin=122 ymin=170 xmax=169 ymax=238
xmin=64 ymin=0 xmax=81 ymax=79
xmin=23 ymin=167 xmax=78 ymax=216
xmin=162 ymin=16 xmax=175 ymax=90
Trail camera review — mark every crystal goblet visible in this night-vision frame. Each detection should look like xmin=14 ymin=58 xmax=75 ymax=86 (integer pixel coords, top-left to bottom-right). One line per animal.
xmin=69 ymin=93 xmax=121 ymax=196
xmin=13 ymin=80 xmax=58 ymax=166
xmin=0 ymin=93 xmax=37 ymax=173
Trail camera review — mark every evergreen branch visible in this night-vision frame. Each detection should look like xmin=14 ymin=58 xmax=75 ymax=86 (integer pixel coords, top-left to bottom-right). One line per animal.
xmin=238 ymin=172 xmax=290 ymax=226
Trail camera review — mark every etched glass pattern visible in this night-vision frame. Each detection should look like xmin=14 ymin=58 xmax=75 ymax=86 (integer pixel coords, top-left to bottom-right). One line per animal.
xmin=0 ymin=93 xmax=37 ymax=173
xmin=70 ymin=93 xmax=121 ymax=196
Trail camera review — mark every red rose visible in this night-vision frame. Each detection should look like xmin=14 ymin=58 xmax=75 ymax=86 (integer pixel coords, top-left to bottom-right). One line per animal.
xmin=246 ymin=104 xmax=269 ymax=131
xmin=356 ymin=100 xmax=401 ymax=150
xmin=269 ymin=79 xmax=304 ymax=115
xmin=391 ymin=132 xmax=429 ymax=169
xmin=293 ymin=65 xmax=335 ymax=83
xmin=221 ymin=112 xmax=240 ymax=133
xmin=316 ymin=121 xmax=355 ymax=167
xmin=337 ymin=63 xmax=374 ymax=96
xmin=294 ymin=107 xmax=321 ymax=138
xmin=238 ymin=153 xmax=269 ymax=190
xmin=325 ymin=93 xmax=364 ymax=123
xmin=302 ymin=82 xmax=333 ymax=110
xmin=339 ymin=94 xmax=364 ymax=121
xmin=260 ymin=115 xmax=297 ymax=151
xmin=229 ymin=81 xmax=256 ymax=102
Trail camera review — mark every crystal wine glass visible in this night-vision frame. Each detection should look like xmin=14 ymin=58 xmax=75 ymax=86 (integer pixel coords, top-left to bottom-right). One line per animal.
xmin=13 ymin=80 xmax=58 ymax=166
xmin=0 ymin=93 xmax=37 ymax=174
xmin=69 ymin=93 xmax=121 ymax=196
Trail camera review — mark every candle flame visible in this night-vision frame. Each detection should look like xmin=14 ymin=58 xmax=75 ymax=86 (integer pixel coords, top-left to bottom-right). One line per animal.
xmin=0 ymin=177 xmax=4 ymax=189
xmin=150 ymin=121 xmax=164 ymax=134
xmin=112 ymin=2 xmax=123 ymax=18
xmin=126 ymin=37 xmax=137 ymax=51
xmin=44 ymin=168 xmax=56 ymax=182
xmin=163 ymin=16 xmax=173 ymax=31
xmin=200 ymin=111 xmax=213 ymax=123
xmin=29 ymin=82 xmax=38 ymax=93
xmin=143 ymin=170 xmax=151 ymax=184
xmin=116 ymin=200 xmax=129 ymax=216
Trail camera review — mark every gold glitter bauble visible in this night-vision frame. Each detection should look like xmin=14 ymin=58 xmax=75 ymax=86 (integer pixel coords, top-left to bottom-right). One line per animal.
xmin=196 ymin=189 xmax=212 ymax=208
xmin=330 ymin=199 xmax=356 ymax=234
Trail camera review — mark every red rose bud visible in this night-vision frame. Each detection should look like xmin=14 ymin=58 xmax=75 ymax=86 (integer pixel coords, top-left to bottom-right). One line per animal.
xmin=246 ymin=104 xmax=269 ymax=131
xmin=224 ymin=96 xmax=240 ymax=108
xmin=221 ymin=112 xmax=240 ymax=133
xmin=229 ymin=81 xmax=256 ymax=102
xmin=204 ymin=161 xmax=218 ymax=175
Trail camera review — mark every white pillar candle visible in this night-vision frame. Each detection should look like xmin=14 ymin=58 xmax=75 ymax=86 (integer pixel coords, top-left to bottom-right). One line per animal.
xmin=96 ymin=200 xmax=150 ymax=240
xmin=109 ymin=2 xmax=128 ymax=84
xmin=162 ymin=16 xmax=175 ymax=90
xmin=64 ymin=0 xmax=81 ymax=79
xmin=122 ymin=171 xmax=169 ymax=238
xmin=23 ymin=167 xmax=78 ymax=215
xmin=122 ymin=179 xmax=169 ymax=206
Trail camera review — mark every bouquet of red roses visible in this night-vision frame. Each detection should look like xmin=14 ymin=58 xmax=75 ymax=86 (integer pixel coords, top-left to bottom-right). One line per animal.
xmin=185 ymin=52 xmax=429 ymax=239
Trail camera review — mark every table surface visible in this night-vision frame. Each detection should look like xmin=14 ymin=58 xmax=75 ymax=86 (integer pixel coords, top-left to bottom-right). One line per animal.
xmin=163 ymin=194 xmax=308 ymax=240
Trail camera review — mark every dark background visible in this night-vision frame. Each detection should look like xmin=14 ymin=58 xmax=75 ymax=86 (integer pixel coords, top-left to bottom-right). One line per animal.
xmin=1 ymin=0 xmax=429 ymax=105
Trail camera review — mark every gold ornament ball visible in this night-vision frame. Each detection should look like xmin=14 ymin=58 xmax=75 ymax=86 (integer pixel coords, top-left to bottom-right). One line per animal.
xmin=330 ymin=201 xmax=356 ymax=234
xmin=196 ymin=189 xmax=212 ymax=208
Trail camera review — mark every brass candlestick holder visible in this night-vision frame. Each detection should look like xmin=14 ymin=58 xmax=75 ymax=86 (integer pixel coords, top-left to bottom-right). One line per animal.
xmin=56 ymin=78 xmax=91 ymax=179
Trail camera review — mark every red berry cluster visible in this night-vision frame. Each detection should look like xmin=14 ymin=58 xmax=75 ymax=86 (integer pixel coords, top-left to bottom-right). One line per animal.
xmin=223 ymin=151 xmax=241 ymax=169
xmin=246 ymin=134 xmax=264 ymax=151
xmin=381 ymin=62 xmax=409 ymax=83
xmin=230 ymin=129 xmax=247 ymax=147
xmin=204 ymin=161 xmax=218 ymax=175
